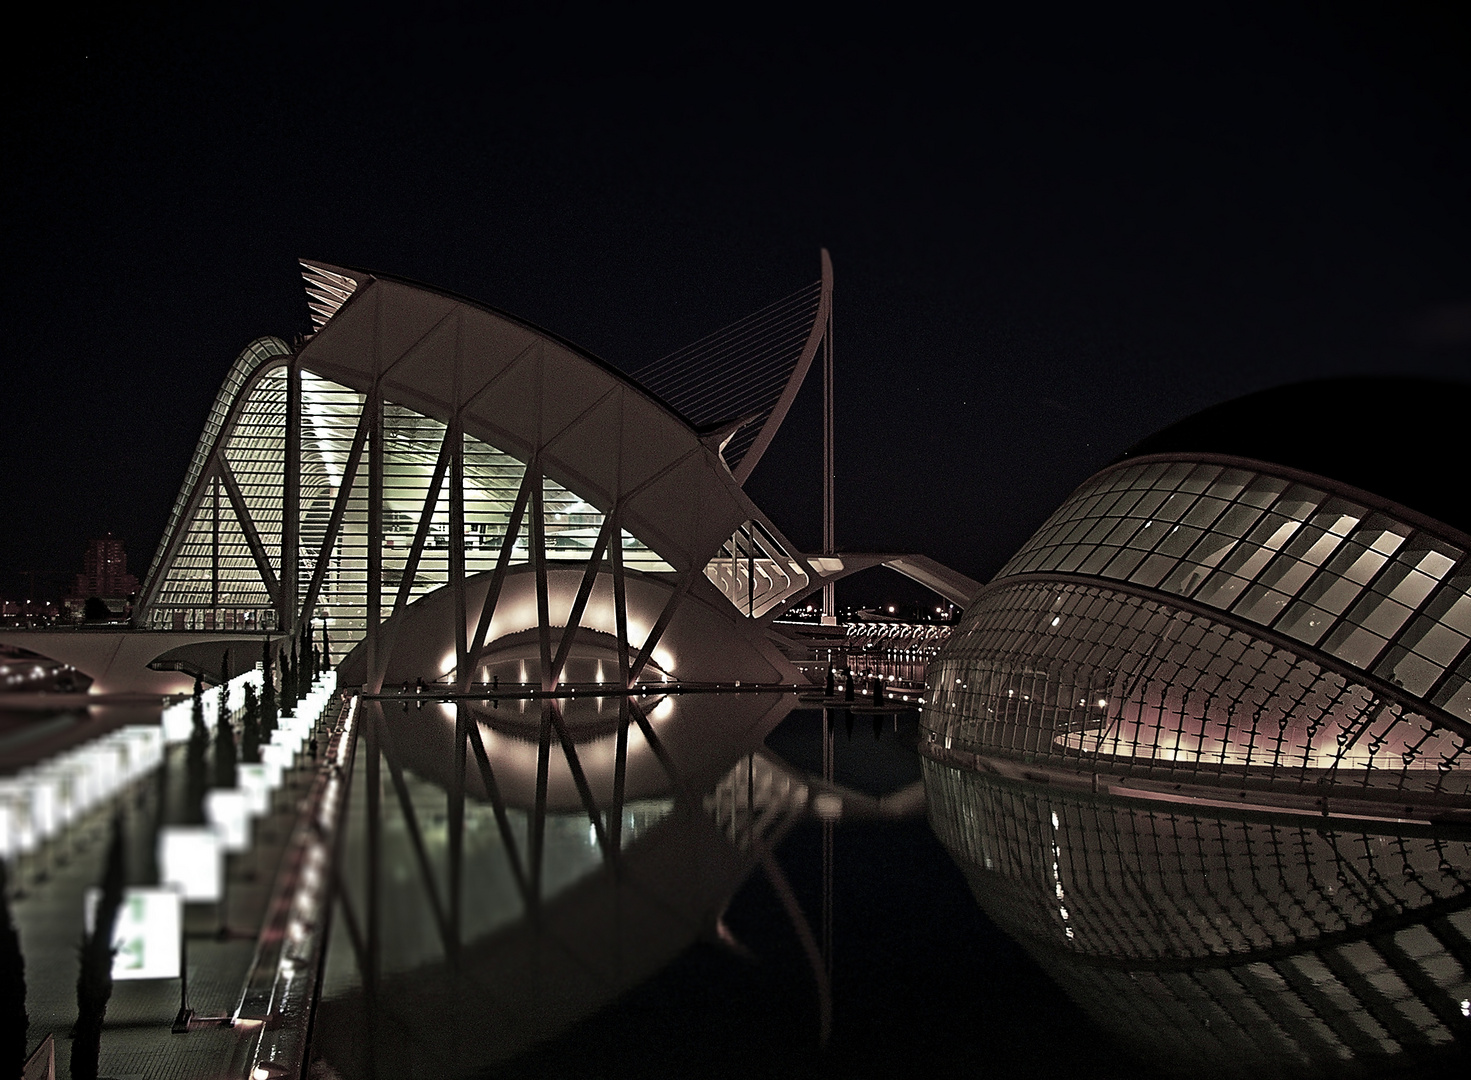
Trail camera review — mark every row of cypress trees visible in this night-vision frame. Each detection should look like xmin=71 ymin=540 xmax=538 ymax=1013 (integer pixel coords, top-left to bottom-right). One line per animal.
xmin=2 ymin=627 xmax=338 ymax=1075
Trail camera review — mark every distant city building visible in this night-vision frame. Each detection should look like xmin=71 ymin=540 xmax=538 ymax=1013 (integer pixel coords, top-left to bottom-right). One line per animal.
xmin=67 ymin=533 xmax=139 ymax=618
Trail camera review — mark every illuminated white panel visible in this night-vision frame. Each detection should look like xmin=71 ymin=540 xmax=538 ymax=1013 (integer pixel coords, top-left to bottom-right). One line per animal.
xmin=85 ymin=887 xmax=182 ymax=981
xmin=158 ymin=827 xmax=223 ymax=902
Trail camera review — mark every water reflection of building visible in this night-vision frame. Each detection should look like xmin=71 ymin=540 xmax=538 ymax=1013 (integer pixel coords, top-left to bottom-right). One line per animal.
xmin=922 ymin=380 xmax=1471 ymax=1075
xmin=925 ymin=769 xmax=1471 ymax=1076
xmin=306 ymin=695 xmax=924 ymax=1078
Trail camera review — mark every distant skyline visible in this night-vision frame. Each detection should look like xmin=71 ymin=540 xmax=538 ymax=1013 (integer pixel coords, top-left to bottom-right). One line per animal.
xmin=3 ymin=5 xmax=1467 ymax=605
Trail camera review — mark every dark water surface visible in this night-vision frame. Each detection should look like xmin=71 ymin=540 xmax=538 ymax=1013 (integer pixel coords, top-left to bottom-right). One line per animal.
xmin=311 ymin=697 xmax=1145 ymax=1079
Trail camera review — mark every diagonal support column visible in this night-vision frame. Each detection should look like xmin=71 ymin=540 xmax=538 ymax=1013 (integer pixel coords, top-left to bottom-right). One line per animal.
xmin=627 ymin=567 xmax=696 ymax=685
xmin=370 ymin=423 xmax=456 ymax=690
xmin=460 ymin=465 xmax=537 ymax=692
xmin=611 ymin=508 xmax=631 ymax=858
xmin=548 ymin=510 xmax=618 ymax=689
xmin=218 ymin=457 xmax=282 ymax=607
xmin=377 ymin=713 xmax=456 ymax=960
xmin=298 ymin=403 xmax=370 ymax=629
xmin=546 ymin=699 xmax=611 ymax=860
xmin=463 ymin=711 xmax=533 ymax=912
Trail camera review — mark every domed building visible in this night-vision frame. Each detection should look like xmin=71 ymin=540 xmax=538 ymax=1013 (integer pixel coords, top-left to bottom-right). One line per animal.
xmin=922 ymin=379 xmax=1471 ymax=1076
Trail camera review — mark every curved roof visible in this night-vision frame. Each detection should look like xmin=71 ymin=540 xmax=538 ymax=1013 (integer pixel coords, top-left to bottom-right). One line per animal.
xmin=1119 ymin=377 xmax=1471 ymax=535
xmin=296 ymin=260 xmax=790 ymax=577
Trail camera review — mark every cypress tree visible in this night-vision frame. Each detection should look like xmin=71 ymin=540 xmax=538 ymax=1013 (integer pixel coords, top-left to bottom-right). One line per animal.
xmin=280 ymin=641 xmax=295 ymax=719
xmin=321 ymin=626 xmax=333 ymax=672
xmin=262 ymin=640 xmax=278 ymax=737
xmin=214 ymin=682 xmax=236 ymax=791
xmin=0 ymin=859 xmax=26 ymax=1078
xmin=186 ymin=676 xmax=209 ymax=824
xmin=190 ymin=674 xmax=206 ymax=742
xmin=72 ymin=816 xmax=125 ymax=1080
xmin=242 ymin=683 xmax=260 ymax=764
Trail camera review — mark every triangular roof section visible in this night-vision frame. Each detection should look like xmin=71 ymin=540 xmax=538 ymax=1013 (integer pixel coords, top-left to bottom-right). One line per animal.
xmin=301 ymin=259 xmax=362 ymax=331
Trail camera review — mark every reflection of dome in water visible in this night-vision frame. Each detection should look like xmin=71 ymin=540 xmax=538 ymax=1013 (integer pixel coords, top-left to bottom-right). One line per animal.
xmin=925 ymin=768 xmax=1471 ymax=1077
xmin=922 ymin=378 xmax=1471 ymax=1076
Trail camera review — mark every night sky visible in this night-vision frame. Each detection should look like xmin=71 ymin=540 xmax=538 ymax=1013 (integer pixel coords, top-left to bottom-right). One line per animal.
xmin=3 ymin=4 xmax=1468 ymax=605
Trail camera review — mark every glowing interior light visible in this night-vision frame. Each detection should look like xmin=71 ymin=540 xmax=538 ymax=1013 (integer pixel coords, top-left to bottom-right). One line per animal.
xmin=1050 ymin=616 xmax=1061 ymax=627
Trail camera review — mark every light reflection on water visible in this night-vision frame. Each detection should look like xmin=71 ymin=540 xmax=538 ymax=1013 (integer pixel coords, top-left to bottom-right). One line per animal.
xmin=313 ymin=691 xmax=850 ymax=1076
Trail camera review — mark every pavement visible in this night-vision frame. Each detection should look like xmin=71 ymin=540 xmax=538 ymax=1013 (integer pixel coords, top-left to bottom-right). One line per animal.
xmin=9 ymin=725 xmax=325 ymax=1080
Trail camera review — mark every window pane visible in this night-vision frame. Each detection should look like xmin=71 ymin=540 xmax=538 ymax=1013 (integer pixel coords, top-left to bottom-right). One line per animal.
xmin=1323 ymin=623 xmax=1389 ymax=668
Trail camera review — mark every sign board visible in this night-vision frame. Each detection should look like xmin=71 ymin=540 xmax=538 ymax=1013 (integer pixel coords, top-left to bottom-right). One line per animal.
xmin=158 ymin=827 xmax=223 ymax=902
xmin=236 ymin=764 xmax=272 ymax=814
xmin=84 ymin=886 xmax=182 ymax=980
xmin=205 ymin=789 xmax=251 ymax=852
xmin=262 ymin=742 xmax=295 ymax=771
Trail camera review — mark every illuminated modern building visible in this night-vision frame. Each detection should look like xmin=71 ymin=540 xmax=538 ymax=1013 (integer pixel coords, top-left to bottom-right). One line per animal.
xmin=134 ymin=256 xmax=977 ymax=692
xmin=921 ymin=379 xmax=1471 ymax=1075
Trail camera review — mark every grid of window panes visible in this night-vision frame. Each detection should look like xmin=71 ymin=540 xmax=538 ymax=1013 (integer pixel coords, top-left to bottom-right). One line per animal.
xmin=145 ymin=336 xmax=292 ymax=588
xmin=923 ymin=762 xmax=1471 ymax=1068
xmin=151 ymin=362 xmax=289 ymax=631
xmin=923 ymin=579 xmax=1471 ymax=795
xmin=152 ymin=367 xmax=673 ymax=663
xmin=997 ymin=459 xmax=1471 ymax=719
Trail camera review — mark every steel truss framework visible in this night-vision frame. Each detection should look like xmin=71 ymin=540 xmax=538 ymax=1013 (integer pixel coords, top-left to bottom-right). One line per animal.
xmin=137 ymin=263 xmax=837 ymax=688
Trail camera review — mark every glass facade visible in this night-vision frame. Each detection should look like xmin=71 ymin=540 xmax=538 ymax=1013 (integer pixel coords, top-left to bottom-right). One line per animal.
xmin=925 ymin=579 xmax=1469 ymax=795
xmin=924 ymin=456 xmax=1471 ymax=799
xmin=148 ymin=362 xmax=673 ymax=664
xmin=996 ymin=459 xmax=1471 ymax=721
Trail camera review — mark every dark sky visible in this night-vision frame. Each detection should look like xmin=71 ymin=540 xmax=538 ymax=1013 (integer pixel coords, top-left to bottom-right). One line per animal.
xmin=2 ymin=4 xmax=1468 ymax=603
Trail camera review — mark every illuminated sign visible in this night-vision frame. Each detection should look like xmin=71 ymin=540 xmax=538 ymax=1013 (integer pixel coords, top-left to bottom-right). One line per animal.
xmin=205 ymin=790 xmax=251 ymax=853
xmin=158 ymin=827 xmax=223 ymax=902
xmin=84 ymin=887 xmax=182 ymax=980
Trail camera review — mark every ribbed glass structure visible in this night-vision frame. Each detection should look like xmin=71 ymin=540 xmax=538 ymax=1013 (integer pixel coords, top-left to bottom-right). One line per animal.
xmin=146 ymin=352 xmax=671 ymax=663
xmin=924 ymin=455 xmax=1471 ymax=804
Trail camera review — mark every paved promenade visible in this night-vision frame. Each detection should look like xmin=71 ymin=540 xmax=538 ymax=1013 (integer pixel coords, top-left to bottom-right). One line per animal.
xmin=10 ymin=724 xmax=325 ymax=1079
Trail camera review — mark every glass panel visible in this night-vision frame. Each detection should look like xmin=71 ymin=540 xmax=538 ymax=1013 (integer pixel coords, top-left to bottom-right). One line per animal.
xmin=1128 ymin=552 xmax=1178 ymax=589
xmin=1194 ymin=572 xmax=1250 ymax=610
xmin=1176 ymin=463 xmax=1221 ymax=494
xmin=1276 ymin=601 xmax=1335 ymax=646
xmin=1234 ymin=584 xmax=1292 ymax=624
xmin=1153 ymin=524 xmax=1204 ymax=560
xmin=1385 ymin=568 xmax=1439 ymax=610
xmin=1213 ymin=502 xmax=1265 ymax=539
xmin=1323 ymin=623 xmax=1389 ymax=669
xmin=1153 ymin=490 xmax=1198 ymax=524
xmin=1076 ymin=544 xmax=1118 ymax=576
xmin=1238 ymin=474 xmax=1289 ymax=509
xmin=1406 ymin=620 xmax=1470 ymax=667
xmin=1208 ymin=468 xmax=1253 ymax=502
xmin=1101 ymin=546 xmax=1147 ymax=580
xmin=1376 ymin=645 xmax=1445 ymax=697
xmin=1181 ymin=496 xmax=1229 ymax=528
